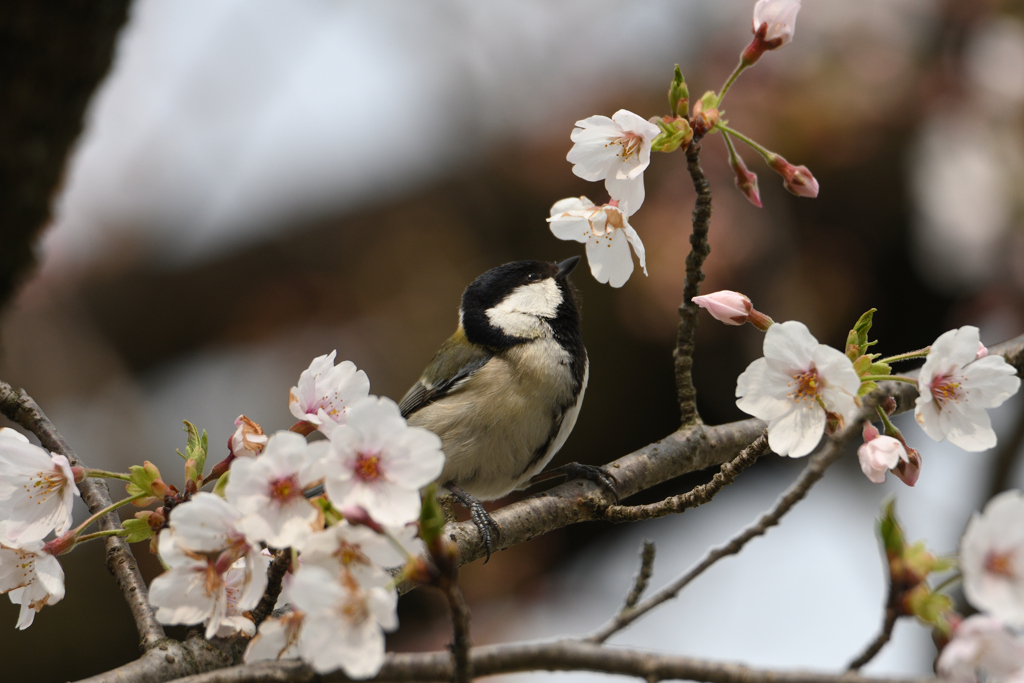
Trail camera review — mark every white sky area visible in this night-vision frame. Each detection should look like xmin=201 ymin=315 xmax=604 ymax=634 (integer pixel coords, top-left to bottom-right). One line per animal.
xmin=42 ymin=0 xmax=717 ymax=270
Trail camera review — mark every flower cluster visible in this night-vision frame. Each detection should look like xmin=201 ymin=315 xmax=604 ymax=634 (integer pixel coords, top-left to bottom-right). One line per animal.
xmin=938 ymin=491 xmax=1024 ymax=681
xmin=142 ymin=352 xmax=445 ymax=678
xmin=0 ymin=428 xmax=79 ymax=628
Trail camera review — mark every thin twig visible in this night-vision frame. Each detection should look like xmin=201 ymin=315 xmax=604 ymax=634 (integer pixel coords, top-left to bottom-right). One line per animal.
xmin=587 ymin=438 xmax=846 ymax=644
xmin=166 ymin=639 xmax=936 ymax=683
xmin=675 ymin=138 xmax=714 ymax=427
xmin=602 ymin=432 xmax=769 ymax=523
xmin=622 ymin=540 xmax=657 ymax=612
xmin=250 ymin=549 xmax=291 ymax=627
xmin=0 ymin=380 xmax=166 ymax=651
xmin=443 ymin=580 xmax=474 ymax=683
xmin=847 ymin=587 xmax=899 ymax=671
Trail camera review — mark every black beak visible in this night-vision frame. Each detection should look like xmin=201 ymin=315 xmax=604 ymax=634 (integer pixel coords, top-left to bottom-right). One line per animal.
xmin=556 ymin=255 xmax=581 ymax=278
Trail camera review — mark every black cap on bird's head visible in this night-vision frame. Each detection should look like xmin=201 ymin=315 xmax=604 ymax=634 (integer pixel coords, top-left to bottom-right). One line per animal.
xmin=460 ymin=257 xmax=583 ymax=349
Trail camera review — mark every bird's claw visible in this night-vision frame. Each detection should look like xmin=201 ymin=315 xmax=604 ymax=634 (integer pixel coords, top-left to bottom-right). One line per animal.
xmin=446 ymin=482 xmax=501 ymax=563
xmin=548 ymin=462 xmax=620 ymax=502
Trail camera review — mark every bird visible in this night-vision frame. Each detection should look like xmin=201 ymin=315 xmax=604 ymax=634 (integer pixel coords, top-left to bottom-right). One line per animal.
xmin=399 ymin=256 xmax=615 ymax=559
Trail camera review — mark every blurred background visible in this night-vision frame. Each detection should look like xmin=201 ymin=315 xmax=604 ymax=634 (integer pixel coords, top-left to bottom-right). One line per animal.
xmin=2 ymin=0 xmax=1024 ymax=680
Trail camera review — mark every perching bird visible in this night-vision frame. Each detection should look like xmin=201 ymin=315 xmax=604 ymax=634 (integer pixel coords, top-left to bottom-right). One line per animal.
xmin=399 ymin=257 xmax=614 ymax=558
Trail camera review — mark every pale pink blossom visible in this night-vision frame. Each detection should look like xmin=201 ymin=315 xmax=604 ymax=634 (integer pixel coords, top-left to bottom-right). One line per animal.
xmin=0 ymin=428 xmax=79 ymax=544
xmin=938 ymin=615 xmax=1024 ymax=683
xmin=226 ymin=431 xmax=328 ymax=549
xmin=245 ymin=610 xmax=303 ymax=663
xmin=287 ymin=564 xmax=397 ymax=677
xmin=915 ymin=326 xmax=1020 ymax=451
xmin=566 ymin=110 xmax=660 ymax=213
xmin=0 ymin=533 xmax=64 ymax=629
xmin=960 ymin=490 xmax=1024 ymax=627
xmin=149 ymin=493 xmax=268 ymax=638
xmin=289 ymin=352 xmax=370 ymax=428
xmin=857 ymin=423 xmax=910 ymax=484
xmin=320 ymin=397 xmax=445 ymax=526
xmin=548 ymin=197 xmax=647 ymax=288
xmin=736 ymin=321 xmax=861 ymax=457
xmin=213 ymin=561 xmax=258 ymax=638
xmin=752 ymin=0 xmax=801 ymax=47
xmin=301 ymin=521 xmax=421 ymax=582
xmin=692 ymin=291 xmax=753 ymax=325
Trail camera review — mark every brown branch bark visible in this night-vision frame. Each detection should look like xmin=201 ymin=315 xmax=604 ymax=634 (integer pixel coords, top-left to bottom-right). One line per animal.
xmin=166 ymin=640 xmax=936 ymax=683
xmin=675 ymin=139 xmax=714 ymax=426
xmin=0 ymin=380 xmax=166 ymax=651
xmin=847 ymin=590 xmax=899 ymax=671
xmin=602 ymin=431 xmax=769 ymax=522
xmin=621 ymin=539 xmax=656 ymax=611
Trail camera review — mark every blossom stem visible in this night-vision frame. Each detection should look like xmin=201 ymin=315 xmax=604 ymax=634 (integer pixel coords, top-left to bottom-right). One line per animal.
xmin=716 ymin=61 xmax=750 ymax=107
xmin=714 ymin=123 xmax=772 ymax=160
xmin=72 ymin=492 xmax=148 ymax=537
xmin=875 ymin=406 xmax=901 ymax=440
xmin=76 ymin=528 xmax=130 ymax=544
xmin=878 ymin=348 xmax=931 ymax=364
xmin=930 ymin=571 xmax=962 ymax=594
xmin=85 ymin=468 xmax=132 ymax=481
xmin=722 ymin=130 xmax=742 ymax=165
xmin=861 ymin=375 xmax=918 ymax=385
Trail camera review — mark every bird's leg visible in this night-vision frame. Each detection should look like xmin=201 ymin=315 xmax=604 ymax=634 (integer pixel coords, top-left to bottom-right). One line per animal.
xmin=527 ymin=463 xmax=619 ymax=502
xmin=445 ymin=482 xmax=500 ymax=563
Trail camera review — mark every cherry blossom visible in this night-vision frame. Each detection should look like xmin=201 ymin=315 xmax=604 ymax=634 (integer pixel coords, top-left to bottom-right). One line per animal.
xmin=226 ymin=431 xmax=328 ymax=549
xmin=692 ymin=291 xmax=753 ymax=325
xmin=0 ymin=428 xmax=80 ymax=544
xmin=288 ymin=564 xmax=398 ymax=677
xmin=915 ymin=326 xmax=1020 ymax=451
xmin=736 ymin=321 xmax=861 ymax=457
xmin=857 ymin=423 xmax=910 ymax=484
xmin=301 ymin=521 xmax=420 ymax=582
xmin=245 ymin=610 xmax=303 ymax=663
xmin=0 ymin=533 xmax=65 ymax=629
xmin=937 ymin=615 xmax=1024 ymax=683
xmin=149 ymin=493 xmax=268 ymax=638
xmin=229 ymin=415 xmax=268 ymax=457
xmin=320 ymin=397 xmax=444 ymax=526
xmin=548 ymin=196 xmax=647 ymax=288
xmin=566 ymin=110 xmax=660 ymax=213
xmin=960 ymin=490 xmax=1024 ymax=627
xmin=289 ymin=351 xmax=370 ymax=429
xmin=752 ymin=0 xmax=801 ymax=48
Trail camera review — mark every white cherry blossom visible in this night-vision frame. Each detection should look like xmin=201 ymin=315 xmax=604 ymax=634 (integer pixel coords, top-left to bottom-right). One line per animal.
xmin=288 ymin=563 xmax=398 ymax=678
xmin=566 ymin=110 xmax=660 ymax=213
xmin=0 ymin=428 xmax=80 ymax=544
xmin=320 ymin=397 xmax=444 ymax=526
xmin=149 ymin=493 xmax=268 ymax=638
xmin=915 ymin=326 xmax=1020 ymax=451
xmin=226 ymin=431 xmax=328 ymax=549
xmin=938 ymin=615 xmax=1024 ymax=683
xmin=752 ymin=0 xmax=801 ymax=47
xmin=0 ymin=534 xmax=65 ymax=629
xmin=548 ymin=197 xmax=647 ymax=288
xmin=229 ymin=415 xmax=268 ymax=457
xmin=245 ymin=610 xmax=303 ymax=663
xmin=289 ymin=351 xmax=370 ymax=428
xmin=301 ymin=521 xmax=420 ymax=583
xmin=960 ymin=490 xmax=1024 ymax=627
xmin=736 ymin=321 xmax=861 ymax=457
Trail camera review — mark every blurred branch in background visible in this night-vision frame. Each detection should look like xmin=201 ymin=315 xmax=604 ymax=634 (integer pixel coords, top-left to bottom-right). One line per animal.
xmin=0 ymin=1 xmax=129 ymax=310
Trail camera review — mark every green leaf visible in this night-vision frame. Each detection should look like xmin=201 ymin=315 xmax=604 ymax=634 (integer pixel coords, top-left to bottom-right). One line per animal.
xmin=180 ymin=421 xmax=208 ymax=483
xmin=668 ymin=64 xmax=688 ymax=116
xmin=127 ymin=462 xmax=161 ymax=498
xmin=878 ymin=497 xmax=904 ymax=556
xmin=905 ymin=584 xmax=952 ymax=626
xmin=121 ymin=518 xmax=154 ymax=544
xmin=858 ymin=381 xmax=878 ymax=397
xmin=419 ymin=484 xmax=445 ymax=545
xmin=212 ymin=470 xmax=230 ymax=498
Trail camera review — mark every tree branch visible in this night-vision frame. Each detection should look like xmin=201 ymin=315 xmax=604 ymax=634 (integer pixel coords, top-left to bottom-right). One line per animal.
xmin=675 ymin=139 xmax=714 ymax=426
xmin=251 ymin=549 xmax=291 ymax=627
xmin=443 ymin=581 xmax=473 ymax=683
xmin=602 ymin=431 xmax=769 ymax=522
xmin=166 ymin=639 xmax=935 ymax=683
xmin=0 ymin=380 xmax=166 ymax=651
xmin=847 ymin=588 xmax=899 ymax=671
xmin=621 ymin=540 xmax=656 ymax=612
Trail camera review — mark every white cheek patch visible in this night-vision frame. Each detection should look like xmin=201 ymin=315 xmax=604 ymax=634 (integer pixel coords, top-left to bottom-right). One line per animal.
xmin=486 ymin=279 xmax=561 ymax=337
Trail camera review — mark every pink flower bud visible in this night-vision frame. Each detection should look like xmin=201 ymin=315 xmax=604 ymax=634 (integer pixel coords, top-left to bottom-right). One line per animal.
xmin=858 ymin=434 xmax=907 ymax=484
xmin=731 ymin=154 xmax=762 ymax=208
xmin=767 ymin=154 xmax=819 ymax=198
xmin=753 ymin=0 xmax=801 ymax=48
xmin=862 ymin=421 xmax=880 ymax=442
xmin=692 ymin=290 xmax=752 ymax=325
xmin=893 ymin=448 xmax=921 ymax=487
xmin=976 ymin=341 xmax=989 ymax=359
xmin=43 ymin=531 xmax=77 ymax=556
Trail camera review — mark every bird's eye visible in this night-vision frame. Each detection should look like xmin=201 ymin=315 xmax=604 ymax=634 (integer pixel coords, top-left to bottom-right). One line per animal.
xmin=527 ymin=272 xmax=539 ymax=281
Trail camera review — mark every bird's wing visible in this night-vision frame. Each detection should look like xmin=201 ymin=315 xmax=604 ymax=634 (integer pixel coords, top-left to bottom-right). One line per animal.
xmin=399 ymin=332 xmax=493 ymax=418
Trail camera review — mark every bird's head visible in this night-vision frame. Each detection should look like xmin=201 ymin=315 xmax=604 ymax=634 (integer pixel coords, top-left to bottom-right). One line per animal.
xmin=460 ymin=257 xmax=582 ymax=348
